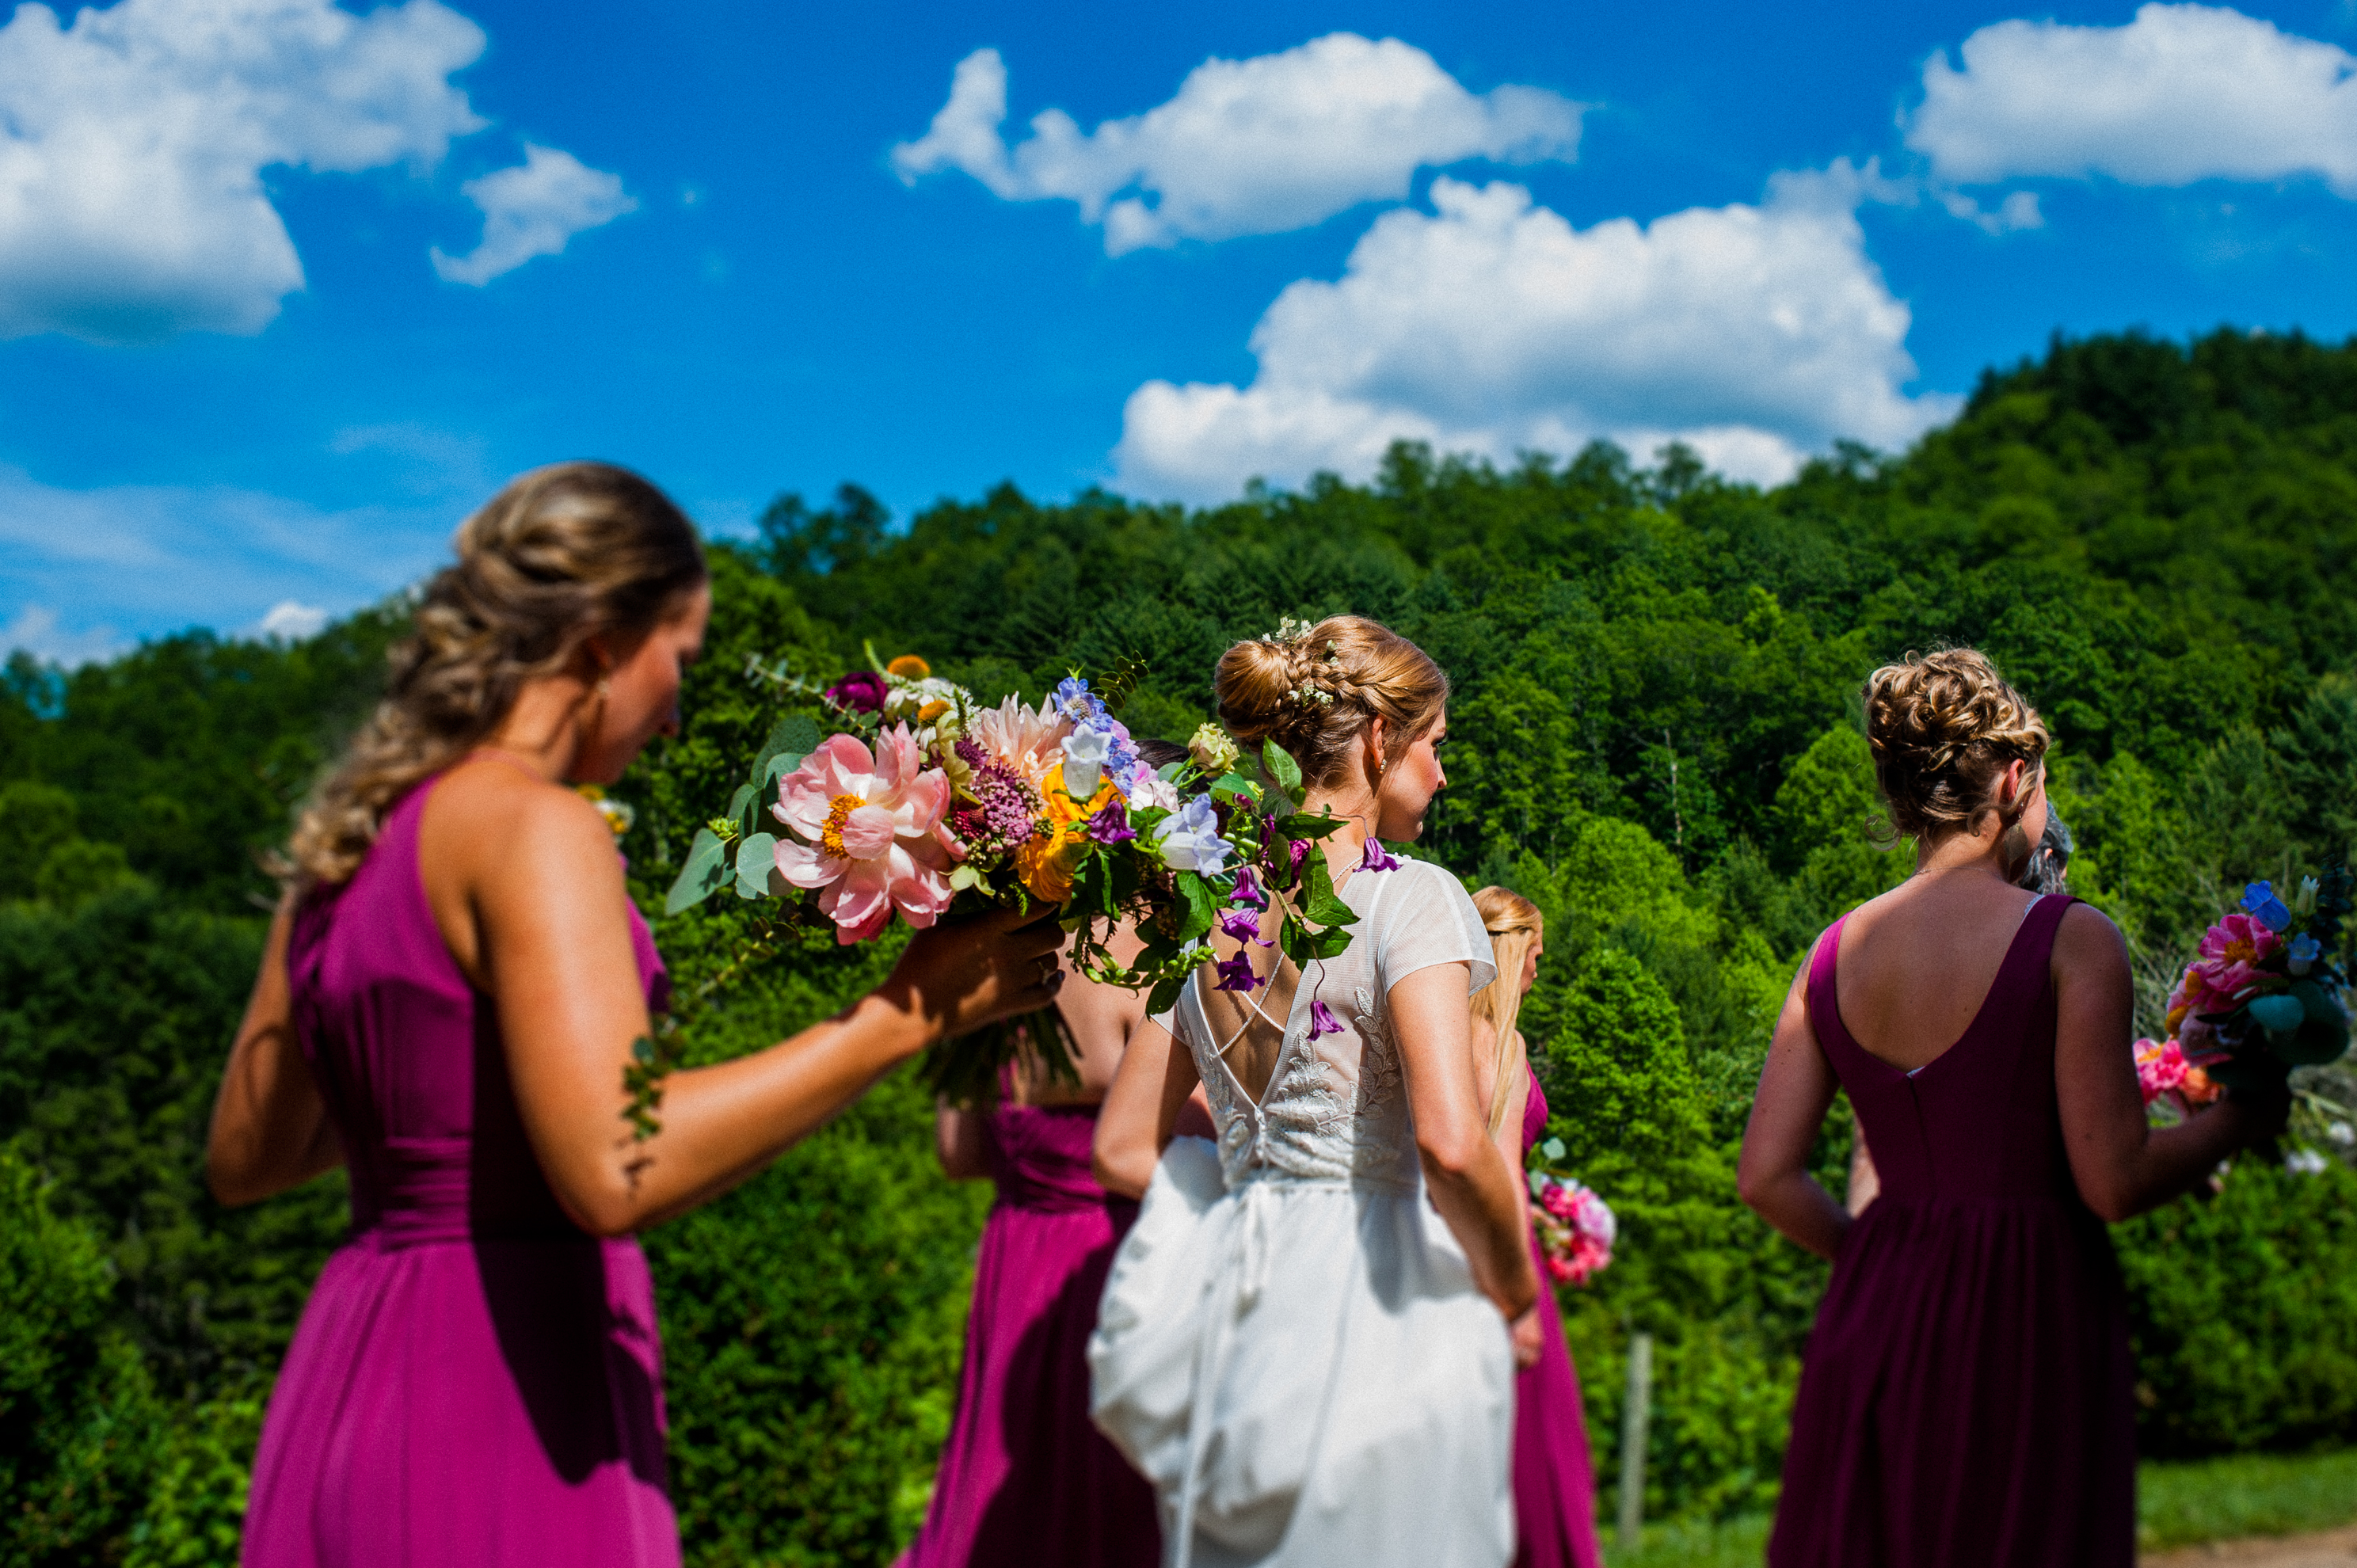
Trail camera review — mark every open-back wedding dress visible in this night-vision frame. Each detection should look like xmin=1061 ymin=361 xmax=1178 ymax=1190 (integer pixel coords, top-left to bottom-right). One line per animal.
xmin=1089 ymin=856 xmax=1514 ymax=1568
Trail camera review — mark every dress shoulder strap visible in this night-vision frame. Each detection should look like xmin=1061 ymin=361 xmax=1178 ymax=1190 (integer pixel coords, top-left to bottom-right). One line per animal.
xmin=2007 ymin=892 xmax=2077 ymax=998
xmin=1803 ymin=914 xmax=1856 ymax=1059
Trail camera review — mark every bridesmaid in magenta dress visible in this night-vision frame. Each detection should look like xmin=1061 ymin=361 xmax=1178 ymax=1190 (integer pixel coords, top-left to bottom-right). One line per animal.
xmin=897 ymin=753 xmax=1183 ymax=1568
xmin=1738 ymin=650 xmax=2282 ymax=1568
xmin=207 ymin=463 xmax=1068 ymax=1568
xmin=1472 ymin=886 xmax=1602 ymax=1568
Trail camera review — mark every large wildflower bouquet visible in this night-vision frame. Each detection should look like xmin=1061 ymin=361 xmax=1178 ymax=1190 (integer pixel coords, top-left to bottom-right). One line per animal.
xmin=645 ymin=652 xmax=1360 ymax=1116
xmin=2134 ymin=866 xmax=2355 ymax=1114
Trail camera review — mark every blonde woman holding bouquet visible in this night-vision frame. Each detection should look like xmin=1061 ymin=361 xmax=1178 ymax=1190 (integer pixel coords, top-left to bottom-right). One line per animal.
xmin=208 ymin=463 xmax=1065 ymax=1568
xmin=1469 ymin=888 xmax=1601 ymax=1568
xmin=1091 ymin=615 xmax=1539 ymax=1568
xmin=1738 ymin=649 xmax=2286 ymax=1568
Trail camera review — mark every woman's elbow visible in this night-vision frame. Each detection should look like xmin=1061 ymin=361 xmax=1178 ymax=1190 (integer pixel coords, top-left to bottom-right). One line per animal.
xmin=1417 ymin=1126 xmax=1493 ymax=1186
xmin=1734 ymin=1153 xmax=1780 ymax=1215
xmin=1092 ymin=1145 xmax=1148 ymax=1201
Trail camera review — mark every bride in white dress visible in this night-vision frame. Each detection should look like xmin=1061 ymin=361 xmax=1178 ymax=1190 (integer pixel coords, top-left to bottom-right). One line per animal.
xmin=1090 ymin=615 xmax=1542 ymax=1568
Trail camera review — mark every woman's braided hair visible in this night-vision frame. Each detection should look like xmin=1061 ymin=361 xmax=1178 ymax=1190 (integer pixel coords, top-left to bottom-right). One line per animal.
xmin=1213 ymin=615 xmax=1449 ymax=788
xmin=1863 ymin=648 xmax=2050 ymax=844
xmin=284 ymin=462 xmax=706 ymax=889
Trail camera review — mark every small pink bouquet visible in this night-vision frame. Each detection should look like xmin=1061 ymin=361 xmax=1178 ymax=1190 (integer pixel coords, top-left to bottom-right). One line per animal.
xmin=1526 ymin=1136 xmax=1616 ymax=1286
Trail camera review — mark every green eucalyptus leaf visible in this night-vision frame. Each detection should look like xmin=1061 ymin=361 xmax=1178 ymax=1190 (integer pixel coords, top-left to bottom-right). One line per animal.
xmin=762 ymin=750 xmax=805 ymax=791
xmin=748 ymin=714 xmax=823 ymax=790
xmin=1209 ymin=773 xmax=1258 ymax=800
xmin=1541 ymin=1136 xmax=1567 ymax=1161
xmin=1262 ymin=738 xmax=1303 ymax=800
xmin=664 ymin=828 xmax=730 ymax=915
xmin=734 ymin=832 xmax=782 ymax=900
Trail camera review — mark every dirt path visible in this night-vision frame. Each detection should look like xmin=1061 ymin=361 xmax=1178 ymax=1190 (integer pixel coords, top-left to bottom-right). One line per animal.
xmin=2145 ymin=1525 xmax=2357 ymax=1566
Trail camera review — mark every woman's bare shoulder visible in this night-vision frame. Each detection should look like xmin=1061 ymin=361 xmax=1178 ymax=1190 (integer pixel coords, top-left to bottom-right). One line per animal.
xmin=2054 ymin=898 xmax=2128 ymax=965
xmin=422 ymin=758 xmax=617 ymax=890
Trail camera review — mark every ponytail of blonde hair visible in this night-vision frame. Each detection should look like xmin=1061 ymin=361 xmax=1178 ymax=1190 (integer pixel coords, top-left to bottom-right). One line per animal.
xmin=1471 ymin=886 xmax=1544 ymax=1141
xmin=284 ymin=462 xmax=706 ymax=890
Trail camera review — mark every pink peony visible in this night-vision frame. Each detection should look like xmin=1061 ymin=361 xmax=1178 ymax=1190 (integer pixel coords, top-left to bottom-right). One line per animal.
xmin=2134 ymin=1037 xmax=2189 ymax=1106
xmin=772 ymin=727 xmax=960 ymax=943
xmin=2188 ymin=911 xmax=2283 ymax=1001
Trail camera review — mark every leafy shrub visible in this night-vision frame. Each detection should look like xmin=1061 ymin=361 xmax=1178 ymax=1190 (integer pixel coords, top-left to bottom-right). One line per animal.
xmin=0 ymin=1148 xmax=162 ymax=1566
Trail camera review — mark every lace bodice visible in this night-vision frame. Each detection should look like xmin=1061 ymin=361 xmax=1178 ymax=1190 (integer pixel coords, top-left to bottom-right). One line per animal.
xmin=1158 ymin=858 xmax=1495 ymax=1193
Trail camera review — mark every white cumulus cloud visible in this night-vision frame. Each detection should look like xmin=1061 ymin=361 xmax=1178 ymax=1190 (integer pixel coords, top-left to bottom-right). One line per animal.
xmin=432 ymin=142 xmax=635 ymax=285
xmin=893 ymin=35 xmax=1582 ymax=253
xmin=1113 ymin=169 xmax=1957 ymax=501
xmin=1907 ymin=3 xmax=2357 ymax=194
xmin=0 ymin=0 xmax=488 ymax=341
xmin=256 ymin=599 xmax=329 ymax=638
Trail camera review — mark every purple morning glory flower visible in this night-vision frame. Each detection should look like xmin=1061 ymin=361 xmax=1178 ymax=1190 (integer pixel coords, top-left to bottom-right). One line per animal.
xmin=1308 ymin=997 xmax=1342 ymax=1037
xmin=1086 ymin=800 xmax=1136 ymax=845
xmin=1357 ymin=839 xmax=1402 ymax=873
xmin=1213 ymin=951 xmax=1264 ymax=993
xmin=1218 ymin=909 xmax=1270 ymax=946
xmin=1230 ymin=865 xmax=1266 ymax=908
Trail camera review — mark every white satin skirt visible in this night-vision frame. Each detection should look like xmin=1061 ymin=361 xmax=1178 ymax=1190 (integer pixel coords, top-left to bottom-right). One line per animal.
xmin=1088 ymin=1138 xmax=1515 ymax=1568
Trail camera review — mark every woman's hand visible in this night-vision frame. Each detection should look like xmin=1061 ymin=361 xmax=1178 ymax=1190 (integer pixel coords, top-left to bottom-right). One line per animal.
xmin=883 ymin=907 xmax=1068 ymax=1040
xmin=1509 ymin=1302 xmax=1545 ymax=1369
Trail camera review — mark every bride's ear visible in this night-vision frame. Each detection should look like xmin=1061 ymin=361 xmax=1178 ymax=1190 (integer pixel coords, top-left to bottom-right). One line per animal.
xmin=1363 ymin=716 xmax=1389 ymax=782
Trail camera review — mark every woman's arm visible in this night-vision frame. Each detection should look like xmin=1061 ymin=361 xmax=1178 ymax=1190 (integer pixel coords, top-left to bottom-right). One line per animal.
xmin=1468 ymin=1016 xmax=1546 ymax=1366
xmin=1392 ymin=963 xmax=1540 ymax=1322
xmin=935 ymin=1104 xmax=992 ymax=1180
xmin=1093 ymin=1018 xmax=1201 ymax=1198
xmin=1736 ymin=951 xmax=1849 ymax=1259
xmin=2052 ymin=904 xmax=2281 ymax=1222
xmin=488 ymin=794 xmax=1064 ymax=1234
xmin=207 ymin=901 xmax=343 ymax=1206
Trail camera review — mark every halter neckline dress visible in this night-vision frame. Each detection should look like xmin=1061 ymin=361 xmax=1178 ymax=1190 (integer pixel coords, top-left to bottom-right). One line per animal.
xmin=243 ymin=774 xmax=678 ymax=1567
xmin=1769 ymin=894 xmax=2134 ymax=1568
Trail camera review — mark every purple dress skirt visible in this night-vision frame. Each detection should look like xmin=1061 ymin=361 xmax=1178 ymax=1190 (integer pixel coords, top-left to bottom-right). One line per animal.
xmin=897 ymin=1102 xmax=1159 ymax=1568
xmin=1514 ymin=1076 xmax=1603 ymax=1568
xmin=1770 ymin=896 xmax=2135 ymax=1568
xmin=242 ymin=777 xmax=679 ymax=1567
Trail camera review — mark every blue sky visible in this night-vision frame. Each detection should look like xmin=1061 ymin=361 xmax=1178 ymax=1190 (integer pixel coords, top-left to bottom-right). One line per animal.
xmin=6 ymin=0 xmax=2357 ymax=661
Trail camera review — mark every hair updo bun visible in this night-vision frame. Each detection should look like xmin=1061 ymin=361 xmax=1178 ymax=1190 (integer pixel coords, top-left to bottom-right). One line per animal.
xmin=1214 ymin=615 xmax=1448 ymax=788
xmin=1864 ymin=648 xmax=2050 ymax=843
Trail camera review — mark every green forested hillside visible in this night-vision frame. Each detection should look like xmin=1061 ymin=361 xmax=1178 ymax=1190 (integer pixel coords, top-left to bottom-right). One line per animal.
xmin=7 ymin=326 xmax=2357 ymax=1562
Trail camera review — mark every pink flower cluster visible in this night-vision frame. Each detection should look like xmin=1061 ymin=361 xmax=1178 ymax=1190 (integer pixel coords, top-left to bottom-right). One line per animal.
xmin=2161 ymin=911 xmax=2286 ymax=1062
xmin=1533 ymin=1175 xmax=1616 ymax=1286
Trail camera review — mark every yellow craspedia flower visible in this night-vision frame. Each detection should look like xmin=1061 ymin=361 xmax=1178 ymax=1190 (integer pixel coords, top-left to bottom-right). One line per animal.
xmin=887 ymin=654 xmax=931 ymax=679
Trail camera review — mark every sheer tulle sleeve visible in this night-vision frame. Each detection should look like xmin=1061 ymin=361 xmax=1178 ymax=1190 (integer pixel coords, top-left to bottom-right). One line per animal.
xmin=1373 ymin=861 xmax=1496 ymax=995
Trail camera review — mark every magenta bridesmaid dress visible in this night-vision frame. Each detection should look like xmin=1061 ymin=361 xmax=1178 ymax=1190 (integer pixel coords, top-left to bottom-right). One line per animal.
xmin=897 ymin=1102 xmax=1159 ymax=1568
xmin=242 ymin=777 xmax=679 ymax=1567
xmin=1515 ymin=1076 xmax=1603 ymax=1568
xmin=1770 ymin=895 xmax=2135 ymax=1567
